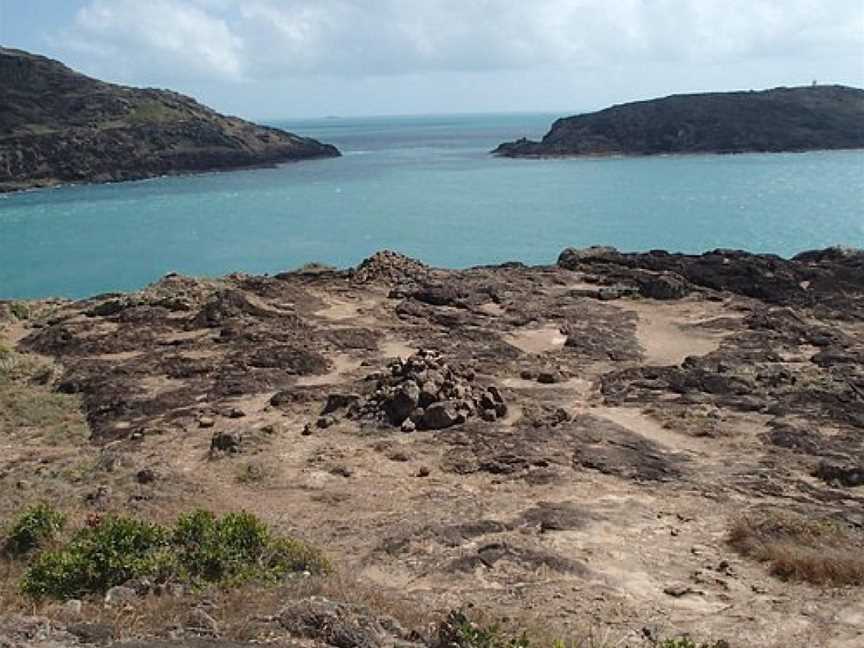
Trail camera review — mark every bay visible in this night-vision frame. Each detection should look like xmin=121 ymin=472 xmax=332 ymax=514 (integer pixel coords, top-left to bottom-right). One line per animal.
xmin=1 ymin=113 xmax=862 ymax=299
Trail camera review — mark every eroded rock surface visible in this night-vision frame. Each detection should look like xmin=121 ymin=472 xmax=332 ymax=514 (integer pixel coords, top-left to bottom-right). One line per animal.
xmin=3 ymin=246 xmax=864 ymax=648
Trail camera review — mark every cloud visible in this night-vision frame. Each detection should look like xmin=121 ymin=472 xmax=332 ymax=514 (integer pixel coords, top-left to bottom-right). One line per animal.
xmin=55 ymin=0 xmax=864 ymax=84
xmin=59 ymin=0 xmax=244 ymax=82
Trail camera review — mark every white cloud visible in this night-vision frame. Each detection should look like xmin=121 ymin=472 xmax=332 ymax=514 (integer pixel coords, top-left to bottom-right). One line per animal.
xmin=55 ymin=0 xmax=864 ymax=84
xmin=60 ymin=0 xmax=244 ymax=82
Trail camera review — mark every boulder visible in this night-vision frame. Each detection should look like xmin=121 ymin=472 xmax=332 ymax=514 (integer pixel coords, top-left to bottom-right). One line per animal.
xmin=421 ymin=401 xmax=467 ymax=430
xmin=557 ymin=246 xmax=621 ymax=269
xmin=636 ymin=272 xmax=691 ymax=300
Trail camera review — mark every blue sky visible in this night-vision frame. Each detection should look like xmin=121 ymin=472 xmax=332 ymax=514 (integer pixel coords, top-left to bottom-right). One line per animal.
xmin=2 ymin=0 xmax=863 ymax=119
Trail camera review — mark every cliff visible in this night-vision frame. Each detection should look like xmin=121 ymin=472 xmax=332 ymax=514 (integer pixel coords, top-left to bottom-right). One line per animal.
xmin=494 ymin=85 xmax=864 ymax=157
xmin=0 ymin=47 xmax=340 ymax=192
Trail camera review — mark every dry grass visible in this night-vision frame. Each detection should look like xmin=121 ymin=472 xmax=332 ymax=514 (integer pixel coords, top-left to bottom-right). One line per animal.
xmin=729 ymin=510 xmax=864 ymax=586
xmin=0 ymin=346 xmax=87 ymax=443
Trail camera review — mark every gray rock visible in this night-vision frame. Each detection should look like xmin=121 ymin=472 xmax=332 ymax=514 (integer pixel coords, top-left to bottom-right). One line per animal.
xmin=558 ymin=246 xmax=621 ymax=269
xmin=421 ymin=401 xmax=466 ymax=430
xmin=537 ymin=370 xmax=562 ymax=384
xmin=813 ymin=462 xmax=864 ymax=487
xmin=210 ymin=430 xmax=242 ymax=453
xmin=279 ymin=596 xmax=412 ymax=648
xmin=63 ymin=600 xmax=83 ymax=616
xmin=383 ymin=381 xmax=420 ymax=425
xmin=321 ymin=392 xmax=361 ymax=415
xmin=636 ymin=272 xmax=691 ymax=300
xmin=104 ymin=585 xmax=137 ymax=606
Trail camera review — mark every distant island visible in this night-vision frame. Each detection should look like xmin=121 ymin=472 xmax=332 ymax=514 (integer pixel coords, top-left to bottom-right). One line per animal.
xmin=494 ymin=85 xmax=864 ymax=157
xmin=0 ymin=48 xmax=340 ymax=192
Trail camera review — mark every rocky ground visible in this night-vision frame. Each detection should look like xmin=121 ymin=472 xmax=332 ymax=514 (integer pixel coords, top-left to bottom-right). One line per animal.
xmin=1 ymin=246 xmax=863 ymax=647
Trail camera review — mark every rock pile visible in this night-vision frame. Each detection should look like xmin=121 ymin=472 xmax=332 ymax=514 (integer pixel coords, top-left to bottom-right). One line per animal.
xmin=332 ymin=349 xmax=507 ymax=431
xmin=351 ymin=250 xmax=429 ymax=285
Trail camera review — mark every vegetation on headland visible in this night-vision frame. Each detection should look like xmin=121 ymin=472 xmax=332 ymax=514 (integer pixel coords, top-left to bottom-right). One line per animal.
xmin=2 ymin=504 xmax=329 ymax=600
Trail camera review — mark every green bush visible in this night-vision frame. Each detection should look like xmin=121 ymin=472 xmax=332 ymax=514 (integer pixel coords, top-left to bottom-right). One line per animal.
xmin=21 ymin=516 xmax=171 ymax=599
xmin=19 ymin=509 xmax=330 ymax=600
xmin=3 ymin=503 xmax=66 ymax=557
xmin=9 ymin=302 xmax=30 ymax=320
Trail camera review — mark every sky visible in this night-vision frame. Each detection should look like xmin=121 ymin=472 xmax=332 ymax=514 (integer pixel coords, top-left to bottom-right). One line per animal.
xmin=1 ymin=0 xmax=863 ymax=120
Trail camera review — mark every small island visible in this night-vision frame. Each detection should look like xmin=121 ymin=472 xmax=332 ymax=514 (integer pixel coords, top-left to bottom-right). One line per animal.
xmin=494 ymin=85 xmax=864 ymax=157
xmin=0 ymin=48 xmax=341 ymax=192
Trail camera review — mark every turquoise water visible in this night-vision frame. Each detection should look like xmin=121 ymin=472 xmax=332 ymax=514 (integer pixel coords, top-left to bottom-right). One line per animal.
xmin=1 ymin=113 xmax=863 ymax=299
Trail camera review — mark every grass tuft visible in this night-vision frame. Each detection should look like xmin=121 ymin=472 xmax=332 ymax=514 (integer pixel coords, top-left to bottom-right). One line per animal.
xmin=729 ymin=511 xmax=864 ymax=586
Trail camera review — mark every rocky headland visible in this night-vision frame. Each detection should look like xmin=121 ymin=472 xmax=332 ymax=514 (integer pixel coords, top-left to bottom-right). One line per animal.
xmin=494 ymin=85 xmax=864 ymax=157
xmin=0 ymin=48 xmax=340 ymax=192
xmin=2 ymin=246 xmax=864 ymax=647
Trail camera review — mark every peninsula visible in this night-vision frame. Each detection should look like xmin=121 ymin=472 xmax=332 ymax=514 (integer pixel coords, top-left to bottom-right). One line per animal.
xmin=0 ymin=47 xmax=340 ymax=192
xmin=494 ymin=85 xmax=864 ymax=157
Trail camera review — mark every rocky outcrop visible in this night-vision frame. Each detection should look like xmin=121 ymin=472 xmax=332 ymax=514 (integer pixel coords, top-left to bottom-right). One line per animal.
xmin=557 ymin=245 xmax=864 ymax=319
xmin=0 ymin=47 xmax=340 ymax=192
xmin=494 ymin=85 xmax=864 ymax=157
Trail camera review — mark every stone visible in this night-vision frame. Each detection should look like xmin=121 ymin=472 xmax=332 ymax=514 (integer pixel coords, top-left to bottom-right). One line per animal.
xmin=316 ymin=416 xmax=336 ymax=429
xmin=421 ymin=401 xmax=466 ymax=430
xmin=210 ymin=430 xmax=242 ymax=453
xmin=321 ymin=392 xmax=361 ymax=415
xmin=401 ymin=419 xmax=416 ymax=433
xmin=383 ymin=381 xmax=421 ymax=425
xmin=63 ymin=600 xmax=83 ymax=616
xmin=198 ymin=416 xmax=215 ymax=429
xmin=67 ymin=622 xmax=114 ymax=645
xmin=813 ymin=462 xmax=864 ymax=487
xmin=537 ymin=370 xmax=562 ymax=384
xmin=330 ymin=465 xmax=353 ymax=478
xmin=557 ymin=246 xmax=621 ymax=269
xmin=636 ymin=272 xmax=691 ymax=300
xmin=417 ymin=466 xmax=431 ymax=477
xmin=135 ymin=468 xmax=156 ymax=484
xmin=104 ymin=585 xmax=137 ymax=606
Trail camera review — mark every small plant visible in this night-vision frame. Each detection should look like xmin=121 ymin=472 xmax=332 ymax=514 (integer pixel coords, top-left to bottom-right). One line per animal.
xmin=17 ymin=509 xmax=330 ymax=600
xmin=9 ymin=302 xmax=30 ymax=321
xmin=236 ymin=463 xmax=267 ymax=484
xmin=657 ymin=639 xmax=729 ymax=648
xmin=439 ymin=611 xmax=531 ymax=648
xmin=3 ymin=503 xmax=67 ymax=557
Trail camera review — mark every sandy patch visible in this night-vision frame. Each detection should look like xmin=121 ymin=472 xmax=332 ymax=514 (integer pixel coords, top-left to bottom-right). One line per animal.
xmin=615 ymin=301 xmax=733 ymax=365
xmin=505 ymin=323 xmax=567 ymax=354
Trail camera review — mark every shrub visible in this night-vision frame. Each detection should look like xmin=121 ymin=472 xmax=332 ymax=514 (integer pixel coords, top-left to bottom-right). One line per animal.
xmin=18 ymin=509 xmax=329 ymax=600
xmin=3 ymin=503 xmax=66 ymax=557
xmin=9 ymin=302 xmax=30 ymax=320
xmin=20 ymin=515 xmax=171 ymax=599
xmin=729 ymin=511 xmax=864 ymax=586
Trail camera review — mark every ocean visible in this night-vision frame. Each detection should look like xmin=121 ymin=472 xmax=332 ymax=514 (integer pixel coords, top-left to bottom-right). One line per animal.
xmin=1 ymin=113 xmax=863 ymax=299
